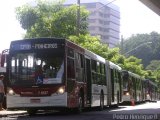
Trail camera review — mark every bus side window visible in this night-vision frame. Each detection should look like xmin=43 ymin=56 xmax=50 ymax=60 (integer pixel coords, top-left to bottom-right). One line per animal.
xmin=67 ymin=58 xmax=75 ymax=79
xmin=67 ymin=48 xmax=75 ymax=79
xmin=75 ymin=53 xmax=84 ymax=82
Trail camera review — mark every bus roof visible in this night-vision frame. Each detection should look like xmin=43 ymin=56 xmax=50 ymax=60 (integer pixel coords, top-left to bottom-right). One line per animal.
xmin=10 ymin=38 xmax=106 ymax=63
xmin=144 ymin=79 xmax=157 ymax=87
xmin=122 ymin=70 xmax=142 ymax=79
xmin=109 ymin=61 xmax=122 ymax=71
xmin=85 ymin=50 xmax=105 ymax=63
xmin=128 ymin=71 xmax=141 ymax=79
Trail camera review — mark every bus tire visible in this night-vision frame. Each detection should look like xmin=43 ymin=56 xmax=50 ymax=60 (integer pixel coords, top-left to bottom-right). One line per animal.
xmin=117 ymin=91 xmax=119 ymax=106
xmin=115 ymin=92 xmax=119 ymax=108
xmin=99 ymin=93 xmax=104 ymax=111
xmin=77 ymin=95 xmax=83 ymax=113
xmin=27 ymin=109 xmax=37 ymax=116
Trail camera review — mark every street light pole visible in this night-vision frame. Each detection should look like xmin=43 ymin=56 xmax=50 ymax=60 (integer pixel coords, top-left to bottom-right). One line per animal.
xmin=120 ymin=35 xmax=124 ymax=54
xmin=76 ymin=0 xmax=80 ymax=36
xmin=123 ymin=42 xmax=152 ymax=56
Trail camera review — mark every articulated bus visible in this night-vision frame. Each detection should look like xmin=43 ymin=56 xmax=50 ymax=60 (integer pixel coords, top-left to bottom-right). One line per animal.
xmin=121 ymin=70 xmax=143 ymax=104
xmin=5 ymin=38 xmax=112 ymax=114
xmin=2 ymin=38 xmax=159 ymax=112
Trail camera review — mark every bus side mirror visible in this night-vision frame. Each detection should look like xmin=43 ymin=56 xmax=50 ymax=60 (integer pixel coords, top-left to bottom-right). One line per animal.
xmin=1 ymin=54 xmax=5 ymax=67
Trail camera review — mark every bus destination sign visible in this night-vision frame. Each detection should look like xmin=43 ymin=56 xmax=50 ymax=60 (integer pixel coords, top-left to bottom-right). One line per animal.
xmin=20 ymin=44 xmax=31 ymax=50
xmin=11 ymin=43 xmax=61 ymax=50
xmin=34 ymin=43 xmax=58 ymax=49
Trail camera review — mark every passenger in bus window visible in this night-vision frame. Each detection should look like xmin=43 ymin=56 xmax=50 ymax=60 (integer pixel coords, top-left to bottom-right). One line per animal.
xmin=0 ymin=75 xmax=5 ymax=110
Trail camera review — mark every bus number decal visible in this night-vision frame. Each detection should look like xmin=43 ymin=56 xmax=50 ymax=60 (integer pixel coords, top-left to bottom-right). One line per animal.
xmin=38 ymin=91 xmax=49 ymax=95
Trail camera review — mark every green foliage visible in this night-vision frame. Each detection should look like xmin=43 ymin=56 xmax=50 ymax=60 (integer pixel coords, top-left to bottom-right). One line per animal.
xmin=146 ymin=60 xmax=160 ymax=85
xmin=16 ymin=0 xmax=150 ymax=81
xmin=120 ymin=31 xmax=160 ymax=82
xmin=146 ymin=60 xmax=160 ymax=70
xmin=69 ymin=34 xmax=147 ymax=77
xmin=122 ymin=31 xmax=160 ymax=67
xmin=69 ymin=34 xmax=109 ymax=59
xmin=123 ymin=56 xmax=146 ymax=77
xmin=16 ymin=5 xmax=38 ymax=30
xmin=16 ymin=0 xmax=89 ymax=38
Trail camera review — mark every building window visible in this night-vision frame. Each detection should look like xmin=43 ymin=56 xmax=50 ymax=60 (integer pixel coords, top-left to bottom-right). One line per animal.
xmin=99 ymin=20 xmax=104 ymax=24
xmin=99 ymin=27 xmax=103 ymax=31
xmin=88 ymin=19 xmax=96 ymax=23
xmin=86 ymin=3 xmax=96 ymax=8
xmin=88 ymin=26 xmax=96 ymax=30
xmin=99 ymin=12 xmax=104 ymax=17
xmin=104 ymin=36 xmax=109 ymax=39
xmin=104 ymin=14 xmax=110 ymax=18
xmin=104 ymin=28 xmax=109 ymax=32
xmin=90 ymin=11 xmax=96 ymax=16
xmin=104 ymin=21 xmax=110 ymax=25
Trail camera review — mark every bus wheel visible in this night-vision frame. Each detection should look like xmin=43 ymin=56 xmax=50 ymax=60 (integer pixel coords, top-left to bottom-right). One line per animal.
xmin=76 ymin=96 xmax=83 ymax=113
xmin=27 ymin=109 xmax=37 ymax=116
xmin=99 ymin=93 xmax=104 ymax=111
xmin=117 ymin=91 xmax=120 ymax=106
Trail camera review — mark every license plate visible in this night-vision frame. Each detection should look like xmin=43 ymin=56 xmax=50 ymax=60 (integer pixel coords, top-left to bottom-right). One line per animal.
xmin=30 ymin=99 xmax=40 ymax=103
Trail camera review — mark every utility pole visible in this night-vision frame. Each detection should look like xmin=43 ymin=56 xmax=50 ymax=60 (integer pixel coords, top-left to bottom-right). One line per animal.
xmin=120 ymin=35 xmax=124 ymax=54
xmin=76 ymin=0 xmax=80 ymax=36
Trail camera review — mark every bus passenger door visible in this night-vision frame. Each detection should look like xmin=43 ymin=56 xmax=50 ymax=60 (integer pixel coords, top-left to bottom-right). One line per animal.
xmin=85 ymin=58 xmax=92 ymax=106
xmin=110 ymin=69 xmax=115 ymax=102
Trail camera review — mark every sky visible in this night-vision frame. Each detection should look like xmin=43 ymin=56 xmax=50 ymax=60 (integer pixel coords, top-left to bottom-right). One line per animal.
xmin=0 ymin=0 xmax=160 ymax=52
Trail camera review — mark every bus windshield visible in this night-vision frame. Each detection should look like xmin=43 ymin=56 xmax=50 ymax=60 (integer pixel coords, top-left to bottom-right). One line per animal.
xmin=10 ymin=52 xmax=64 ymax=86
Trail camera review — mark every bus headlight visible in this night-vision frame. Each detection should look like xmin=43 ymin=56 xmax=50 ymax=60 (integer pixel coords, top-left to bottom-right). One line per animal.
xmin=8 ymin=88 xmax=15 ymax=95
xmin=57 ymin=87 xmax=65 ymax=94
xmin=126 ymin=92 xmax=130 ymax=96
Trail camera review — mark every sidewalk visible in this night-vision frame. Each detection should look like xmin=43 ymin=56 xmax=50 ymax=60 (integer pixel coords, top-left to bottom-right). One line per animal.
xmin=0 ymin=109 xmax=27 ymax=117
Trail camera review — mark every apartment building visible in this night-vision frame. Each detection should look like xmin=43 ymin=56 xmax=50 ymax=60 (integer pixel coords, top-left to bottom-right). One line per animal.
xmin=65 ymin=0 xmax=120 ymax=48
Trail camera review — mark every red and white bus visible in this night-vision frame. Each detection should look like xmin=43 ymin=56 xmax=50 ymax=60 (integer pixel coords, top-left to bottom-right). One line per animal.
xmin=6 ymin=38 xmax=110 ymax=114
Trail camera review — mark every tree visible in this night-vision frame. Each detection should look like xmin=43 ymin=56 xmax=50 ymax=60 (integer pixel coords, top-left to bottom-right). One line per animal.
xmin=16 ymin=0 xmax=89 ymax=38
xmin=69 ymin=34 xmax=109 ymax=59
xmin=121 ymin=32 xmax=160 ymax=68
xmin=124 ymin=56 xmax=146 ymax=76
xmin=16 ymin=0 xmax=149 ymax=79
xmin=146 ymin=60 xmax=160 ymax=70
xmin=69 ymin=34 xmax=148 ymax=77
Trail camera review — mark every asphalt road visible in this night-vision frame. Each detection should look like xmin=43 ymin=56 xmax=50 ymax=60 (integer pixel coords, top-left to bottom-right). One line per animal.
xmin=1 ymin=101 xmax=160 ymax=120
